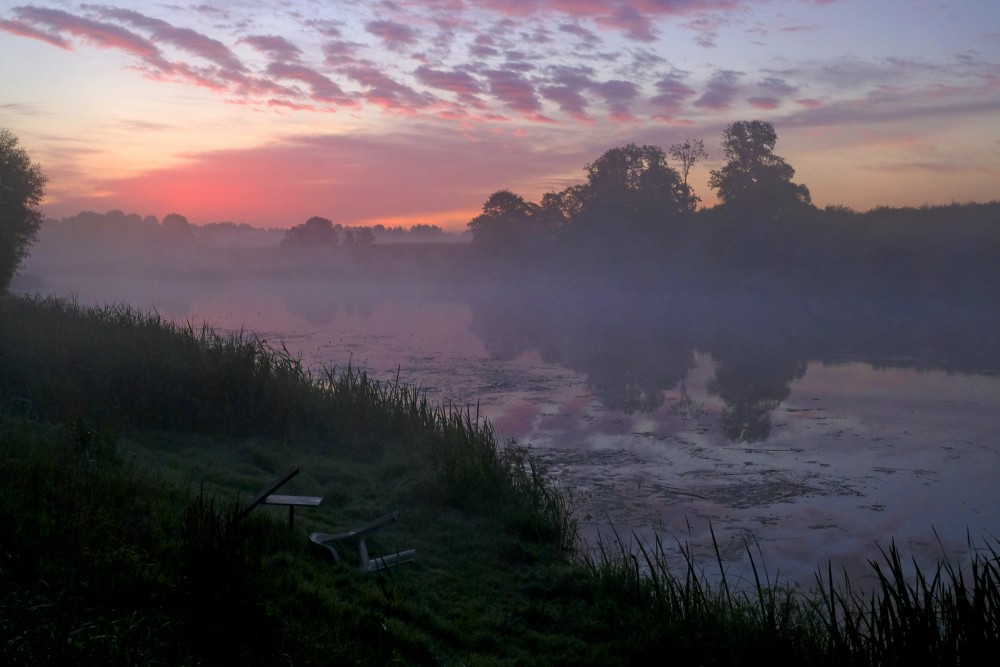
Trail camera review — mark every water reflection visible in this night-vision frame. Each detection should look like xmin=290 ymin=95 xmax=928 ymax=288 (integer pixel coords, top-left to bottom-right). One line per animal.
xmin=16 ymin=272 xmax=1000 ymax=587
xmin=280 ymin=281 xmax=375 ymax=325
xmin=465 ymin=285 xmax=999 ymax=442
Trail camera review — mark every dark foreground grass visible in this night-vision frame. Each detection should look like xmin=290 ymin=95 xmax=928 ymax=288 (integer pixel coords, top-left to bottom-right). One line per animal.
xmin=2 ymin=293 xmax=999 ymax=664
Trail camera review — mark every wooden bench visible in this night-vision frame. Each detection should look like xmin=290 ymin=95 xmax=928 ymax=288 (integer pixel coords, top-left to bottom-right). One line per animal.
xmin=310 ymin=512 xmax=416 ymax=573
xmin=264 ymin=494 xmax=323 ymax=530
xmin=238 ymin=467 xmax=323 ymax=529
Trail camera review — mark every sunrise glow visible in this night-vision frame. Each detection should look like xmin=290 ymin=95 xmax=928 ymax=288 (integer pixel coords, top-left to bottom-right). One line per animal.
xmin=2 ymin=1 xmax=998 ymax=230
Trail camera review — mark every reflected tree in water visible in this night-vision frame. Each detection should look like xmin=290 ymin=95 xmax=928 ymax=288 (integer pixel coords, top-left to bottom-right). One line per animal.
xmin=464 ymin=279 xmax=997 ymax=443
xmin=468 ymin=287 xmax=696 ymax=415
xmin=707 ymin=354 xmax=807 ymax=441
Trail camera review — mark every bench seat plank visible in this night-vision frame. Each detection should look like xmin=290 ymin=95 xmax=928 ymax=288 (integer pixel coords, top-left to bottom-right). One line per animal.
xmin=264 ymin=495 xmax=324 ymax=507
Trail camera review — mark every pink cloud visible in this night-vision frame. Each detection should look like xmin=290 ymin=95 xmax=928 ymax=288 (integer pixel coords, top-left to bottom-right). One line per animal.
xmin=485 ymin=68 xmax=544 ymax=115
xmin=264 ymin=98 xmax=320 ymax=113
xmin=303 ymin=19 xmax=344 ymax=39
xmin=693 ymin=69 xmax=743 ymax=110
xmin=558 ymin=21 xmax=600 ymax=46
xmin=475 ymin=1 xmax=741 ymax=21
xmin=539 ymin=85 xmax=591 ymax=121
xmin=415 ymin=66 xmax=484 ymax=96
xmin=6 ymin=6 xmax=256 ymax=95
xmin=471 ymin=0 xmax=747 ymax=42
xmin=539 ymin=66 xmax=596 ymax=120
xmin=781 ymin=86 xmax=1000 ymax=128
xmin=266 ymin=62 xmax=357 ymax=107
xmin=93 ymin=7 xmax=245 ymax=72
xmin=682 ymin=15 xmax=730 ymax=48
xmin=595 ymin=3 xmax=655 ymax=41
xmin=759 ymin=75 xmax=797 ymax=96
xmin=650 ymin=70 xmax=696 ymax=119
xmin=322 ymin=39 xmax=364 ymax=67
xmin=241 ymin=35 xmax=303 ymax=62
xmin=745 ymin=75 xmax=797 ymax=109
xmin=469 ymin=33 xmax=501 ymax=58
xmin=12 ymin=6 xmax=167 ymax=69
xmin=781 ymin=23 xmax=821 ymax=34
xmin=366 ymin=19 xmax=419 ymax=50
xmin=592 ymin=79 xmax=639 ymax=121
xmin=343 ymin=65 xmax=435 ymax=111
xmin=795 ymin=98 xmax=825 ymax=108
xmin=748 ymin=97 xmax=780 ymax=110
xmin=0 ymin=18 xmax=70 ymax=48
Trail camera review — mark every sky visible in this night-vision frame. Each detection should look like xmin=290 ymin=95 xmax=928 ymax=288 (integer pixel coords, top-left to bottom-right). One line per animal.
xmin=1 ymin=0 xmax=998 ymax=231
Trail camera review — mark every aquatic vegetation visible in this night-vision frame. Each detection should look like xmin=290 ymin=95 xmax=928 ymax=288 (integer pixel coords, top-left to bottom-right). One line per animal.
xmin=817 ymin=534 xmax=1000 ymax=665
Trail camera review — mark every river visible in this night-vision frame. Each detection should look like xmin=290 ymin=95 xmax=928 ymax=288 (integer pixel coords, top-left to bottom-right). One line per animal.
xmin=17 ymin=272 xmax=1000 ymax=591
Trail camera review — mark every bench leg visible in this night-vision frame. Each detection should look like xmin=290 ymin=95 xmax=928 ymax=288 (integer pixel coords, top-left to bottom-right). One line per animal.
xmin=370 ymin=549 xmax=417 ymax=572
xmin=356 ymin=538 xmax=370 ymax=572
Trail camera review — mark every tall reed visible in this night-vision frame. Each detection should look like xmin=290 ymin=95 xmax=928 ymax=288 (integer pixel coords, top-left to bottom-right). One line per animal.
xmin=817 ymin=534 xmax=1000 ymax=665
xmin=582 ymin=526 xmax=828 ymax=664
xmin=1 ymin=294 xmax=575 ymax=550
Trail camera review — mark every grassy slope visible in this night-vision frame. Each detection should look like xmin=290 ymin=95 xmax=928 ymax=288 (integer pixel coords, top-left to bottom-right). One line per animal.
xmin=2 ymin=294 xmax=998 ymax=665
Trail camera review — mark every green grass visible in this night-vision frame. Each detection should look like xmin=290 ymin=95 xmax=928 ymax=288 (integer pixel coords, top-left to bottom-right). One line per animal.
xmin=2 ymin=293 xmax=999 ymax=665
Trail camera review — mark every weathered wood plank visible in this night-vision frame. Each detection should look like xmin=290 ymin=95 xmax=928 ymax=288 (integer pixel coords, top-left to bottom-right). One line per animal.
xmin=264 ymin=494 xmax=324 ymax=507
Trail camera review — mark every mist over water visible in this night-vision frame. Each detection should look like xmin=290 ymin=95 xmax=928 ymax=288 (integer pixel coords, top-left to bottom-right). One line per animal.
xmin=15 ymin=262 xmax=1000 ymax=590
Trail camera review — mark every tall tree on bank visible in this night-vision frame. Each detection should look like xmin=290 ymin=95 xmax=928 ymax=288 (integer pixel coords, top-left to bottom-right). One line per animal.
xmin=467 ymin=189 xmax=554 ymax=251
xmin=0 ymin=128 xmax=47 ymax=292
xmin=669 ymin=139 xmax=708 ymax=190
xmin=708 ymin=121 xmax=811 ymax=220
xmin=575 ymin=143 xmax=695 ymax=230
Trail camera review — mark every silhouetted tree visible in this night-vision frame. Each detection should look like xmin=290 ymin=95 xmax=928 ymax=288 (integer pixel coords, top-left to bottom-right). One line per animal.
xmin=339 ymin=226 xmax=375 ymax=246
xmin=410 ymin=223 xmax=443 ymax=236
xmin=0 ymin=128 xmax=47 ymax=292
xmin=353 ymin=226 xmax=376 ymax=245
xmin=573 ymin=143 xmax=695 ymax=231
xmin=281 ymin=216 xmax=340 ymax=249
xmin=537 ymin=191 xmax=571 ymax=229
xmin=543 ymin=185 xmax=587 ymax=224
xmin=161 ymin=212 xmax=196 ymax=244
xmin=669 ymin=138 xmax=708 ymax=190
xmin=708 ymin=121 xmax=811 ymax=220
xmin=467 ymin=189 xmax=551 ymax=250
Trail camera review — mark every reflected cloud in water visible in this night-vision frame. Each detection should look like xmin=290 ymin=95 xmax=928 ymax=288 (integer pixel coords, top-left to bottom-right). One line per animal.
xmin=18 ymin=273 xmax=1000 ymax=588
xmin=466 ymin=283 xmax=1000 ymax=444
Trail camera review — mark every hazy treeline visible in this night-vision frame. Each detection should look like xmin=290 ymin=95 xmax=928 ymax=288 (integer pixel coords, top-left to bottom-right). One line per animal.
xmin=24 ymin=200 xmax=1000 ymax=292
xmin=465 ymin=123 xmax=1000 ymax=293
xmin=36 ymin=210 xmax=457 ymax=250
xmin=21 ymin=209 xmax=465 ymax=283
xmin=18 ymin=121 xmax=1000 ymax=292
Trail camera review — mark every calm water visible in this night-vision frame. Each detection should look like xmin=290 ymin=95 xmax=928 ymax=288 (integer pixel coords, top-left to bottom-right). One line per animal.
xmin=19 ymin=274 xmax=1000 ymax=589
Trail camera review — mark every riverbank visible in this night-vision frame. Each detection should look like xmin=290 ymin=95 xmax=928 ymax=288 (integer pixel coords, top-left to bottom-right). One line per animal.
xmin=2 ymin=293 xmax=997 ymax=664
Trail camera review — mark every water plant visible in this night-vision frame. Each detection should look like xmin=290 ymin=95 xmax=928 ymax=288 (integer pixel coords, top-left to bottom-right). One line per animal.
xmin=817 ymin=534 xmax=1000 ymax=665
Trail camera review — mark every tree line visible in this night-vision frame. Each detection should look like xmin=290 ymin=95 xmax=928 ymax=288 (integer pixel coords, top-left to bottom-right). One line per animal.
xmin=3 ymin=122 xmax=998 ymax=293
xmin=465 ymin=120 xmax=999 ymax=291
xmin=467 ymin=120 xmax=811 ymax=249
